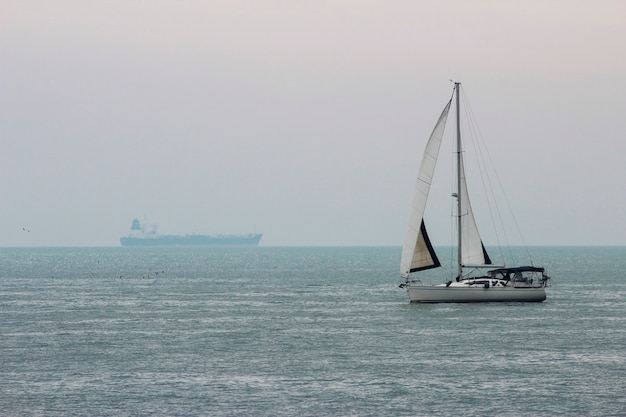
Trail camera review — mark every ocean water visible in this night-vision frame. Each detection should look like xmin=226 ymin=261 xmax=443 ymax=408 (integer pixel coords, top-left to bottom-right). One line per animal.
xmin=1 ymin=246 xmax=625 ymax=416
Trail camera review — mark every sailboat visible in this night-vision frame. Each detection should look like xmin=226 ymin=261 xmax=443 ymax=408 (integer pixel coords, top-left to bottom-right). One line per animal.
xmin=400 ymin=83 xmax=550 ymax=303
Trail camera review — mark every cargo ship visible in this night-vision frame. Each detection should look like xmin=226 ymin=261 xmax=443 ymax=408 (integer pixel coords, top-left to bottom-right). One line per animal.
xmin=120 ymin=219 xmax=262 ymax=247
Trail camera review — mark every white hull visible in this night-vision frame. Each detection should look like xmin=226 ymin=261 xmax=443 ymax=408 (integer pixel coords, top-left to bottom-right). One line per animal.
xmin=407 ymin=285 xmax=546 ymax=303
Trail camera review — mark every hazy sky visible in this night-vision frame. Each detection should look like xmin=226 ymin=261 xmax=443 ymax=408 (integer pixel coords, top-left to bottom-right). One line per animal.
xmin=1 ymin=0 xmax=625 ymax=246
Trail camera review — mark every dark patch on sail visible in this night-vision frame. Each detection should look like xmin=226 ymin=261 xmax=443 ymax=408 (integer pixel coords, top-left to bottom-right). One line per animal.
xmin=410 ymin=220 xmax=442 ymax=273
xmin=481 ymin=241 xmax=492 ymax=265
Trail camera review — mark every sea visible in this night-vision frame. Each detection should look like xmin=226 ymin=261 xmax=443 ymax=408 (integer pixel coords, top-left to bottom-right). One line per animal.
xmin=1 ymin=246 xmax=625 ymax=417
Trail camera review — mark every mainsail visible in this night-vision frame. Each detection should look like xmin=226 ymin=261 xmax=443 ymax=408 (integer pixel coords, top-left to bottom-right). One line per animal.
xmin=400 ymin=99 xmax=452 ymax=278
xmin=458 ymin=154 xmax=492 ymax=266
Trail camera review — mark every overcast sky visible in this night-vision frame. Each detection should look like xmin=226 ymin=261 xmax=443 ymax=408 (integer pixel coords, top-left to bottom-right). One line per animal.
xmin=1 ymin=0 xmax=625 ymax=247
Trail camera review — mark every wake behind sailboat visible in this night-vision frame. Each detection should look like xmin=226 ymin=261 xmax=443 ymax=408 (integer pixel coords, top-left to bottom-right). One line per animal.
xmin=400 ymin=83 xmax=550 ymax=303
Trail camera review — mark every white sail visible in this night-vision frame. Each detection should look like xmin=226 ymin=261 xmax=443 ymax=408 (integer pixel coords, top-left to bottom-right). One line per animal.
xmin=458 ymin=154 xmax=492 ymax=266
xmin=400 ymin=99 xmax=452 ymax=278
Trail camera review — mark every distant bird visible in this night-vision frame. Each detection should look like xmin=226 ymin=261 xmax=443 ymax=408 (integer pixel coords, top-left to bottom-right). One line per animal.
xmin=22 ymin=227 xmax=31 ymax=232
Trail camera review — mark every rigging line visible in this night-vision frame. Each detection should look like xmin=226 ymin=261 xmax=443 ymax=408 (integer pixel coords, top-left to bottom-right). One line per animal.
xmin=458 ymin=87 xmax=505 ymax=251
xmin=472 ymin=114 xmax=531 ymax=264
xmin=459 ymin=87 xmax=508 ymax=262
xmin=468 ymin=97 xmax=516 ymax=264
xmin=461 ymin=86 xmax=533 ymax=264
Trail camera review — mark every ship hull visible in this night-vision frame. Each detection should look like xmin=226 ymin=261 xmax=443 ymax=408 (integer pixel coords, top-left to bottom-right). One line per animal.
xmin=120 ymin=234 xmax=262 ymax=247
xmin=407 ymin=285 xmax=546 ymax=303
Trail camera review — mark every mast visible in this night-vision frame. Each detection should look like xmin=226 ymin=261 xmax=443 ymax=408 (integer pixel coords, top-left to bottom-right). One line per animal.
xmin=455 ymin=82 xmax=463 ymax=279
